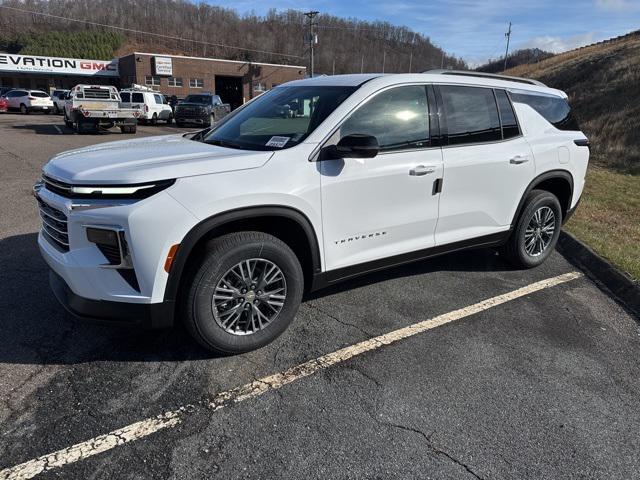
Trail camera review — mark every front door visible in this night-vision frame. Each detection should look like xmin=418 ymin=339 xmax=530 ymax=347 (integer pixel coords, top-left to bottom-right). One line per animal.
xmin=320 ymin=85 xmax=443 ymax=272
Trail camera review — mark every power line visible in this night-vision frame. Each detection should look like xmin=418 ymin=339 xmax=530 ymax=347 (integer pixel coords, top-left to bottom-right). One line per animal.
xmin=0 ymin=4 xmax=304 ymax=61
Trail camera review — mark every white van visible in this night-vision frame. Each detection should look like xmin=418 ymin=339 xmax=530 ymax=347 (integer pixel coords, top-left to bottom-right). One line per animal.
xmin=120 ymin=86 xmax=173 ymax=125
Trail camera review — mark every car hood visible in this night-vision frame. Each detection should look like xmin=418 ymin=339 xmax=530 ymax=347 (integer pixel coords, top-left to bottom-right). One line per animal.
xmin=176 ymin=102 xmax=209 ymax=108
xmin=43 ymin=134 xmax=273 ymax=184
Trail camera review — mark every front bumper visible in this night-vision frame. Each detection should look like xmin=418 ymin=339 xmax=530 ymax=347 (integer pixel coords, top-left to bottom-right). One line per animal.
xmin=50 ymin=270 xmax=174 ymax=328
xmin=174 ymin=113 xmax=209 ymax=124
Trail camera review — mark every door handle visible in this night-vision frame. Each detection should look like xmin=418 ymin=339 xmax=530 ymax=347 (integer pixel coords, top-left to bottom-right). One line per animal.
xmin=509 ymin=155 xmax=530 ymax=165
xmin=409 ymin=165 xmax=436 ymax=176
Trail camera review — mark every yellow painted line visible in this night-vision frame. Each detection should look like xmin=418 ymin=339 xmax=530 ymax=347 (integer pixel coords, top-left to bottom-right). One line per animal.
xmin=0 ymin=271 xmax=582 ymax=480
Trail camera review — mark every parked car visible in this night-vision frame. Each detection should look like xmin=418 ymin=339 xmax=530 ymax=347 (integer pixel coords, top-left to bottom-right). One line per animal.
xmin=0 ymin=86 xmax=14 ymax=98
xmin=119 ymin=85 xmax=173 ymax=125
xmin=0 ymin=96 xmax=7 ymax=113
xmin=51 ymin=89 xmax=70 ymax=114
xmin=4 ymin=89 xmax=54 ymax=114
xmin=63 ymin=84 xmax=141 ymax=133
xmin=35 ymin=71 xmax=589 ymax=354
xmin=174 ymin=93 xmax=230 ymax=126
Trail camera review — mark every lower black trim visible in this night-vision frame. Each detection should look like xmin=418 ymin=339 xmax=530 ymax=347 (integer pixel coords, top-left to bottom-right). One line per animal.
xmin=563 ymin=197 xmax=581 ymax=224
xmin=310 ymin=231 xmax=510 ymax=290
xmin=510 ymin=170 xmax=574 ymax=228
xmin=49 ymin=270 xmax=173 ymax=328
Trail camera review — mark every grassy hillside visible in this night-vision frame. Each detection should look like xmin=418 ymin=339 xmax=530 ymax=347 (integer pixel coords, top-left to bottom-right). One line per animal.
xmin=506 ymin=33 xmax=640 ymax=280
xmin=506 ymin=32 xmax=640 ymax=174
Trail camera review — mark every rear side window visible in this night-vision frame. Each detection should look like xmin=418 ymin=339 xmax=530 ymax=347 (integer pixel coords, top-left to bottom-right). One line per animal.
xmin=340 ymin=85 xmax=430 ymax=152
xmin=495 ymin=89 xmax=520 ymax=139
xmin=439 ymin=86 xmax=501 ymax=145
xmin=509 ymin=91 xmax=580 ymax=131
xmin=132 ymin=93 xmax=144 ymax=103
xmin=120 ymin=92 xmax=130 ymax=102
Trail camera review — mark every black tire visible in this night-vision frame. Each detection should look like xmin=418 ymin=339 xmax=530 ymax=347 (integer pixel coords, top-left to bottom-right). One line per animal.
xmin=207 ymin=114 xmax=214 ymax=127
xmin=503 ymin=189 xmax=562 ymax=268
xmin=183 ymin=231 xmax=304 ymax=355
xmin=20 ymin=104 xmax=28 ymax=114
xmin=64 ymin=114 xmax=73 ymax=128
xmin=54 ymin=104 xmax=59 ymax=114
xmin=151 ymin=113 xmax=158 ymax=125
xmin=166 ymin=113 xmax=173 ymax=124
xmin=175 ymin=121 xmax=184 ymax=127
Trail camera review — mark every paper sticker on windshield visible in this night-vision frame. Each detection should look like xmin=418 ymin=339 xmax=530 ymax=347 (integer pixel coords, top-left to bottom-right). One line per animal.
xmin=266 ymin=136 xmax=290 ymax=148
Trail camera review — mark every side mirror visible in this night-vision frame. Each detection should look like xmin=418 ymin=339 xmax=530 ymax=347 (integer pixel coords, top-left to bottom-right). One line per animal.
xmin=333 ymin=134 xmax=379 ymax=159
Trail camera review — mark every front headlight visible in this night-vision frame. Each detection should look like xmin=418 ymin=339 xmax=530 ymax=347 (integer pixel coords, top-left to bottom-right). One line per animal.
xmin=43 ymin=175 xmax=175 ymax=200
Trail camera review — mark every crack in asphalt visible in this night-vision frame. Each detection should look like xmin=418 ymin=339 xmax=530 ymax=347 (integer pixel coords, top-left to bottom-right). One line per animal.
xmin=385 ymin=421 xmax=486 ymax=480
xmin=305 ymin=301 xmax=374 ymax=338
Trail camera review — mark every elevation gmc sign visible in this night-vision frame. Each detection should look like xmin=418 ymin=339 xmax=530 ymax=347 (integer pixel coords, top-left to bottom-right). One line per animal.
xmin=0 ymin=54 xmax=119 ymax=77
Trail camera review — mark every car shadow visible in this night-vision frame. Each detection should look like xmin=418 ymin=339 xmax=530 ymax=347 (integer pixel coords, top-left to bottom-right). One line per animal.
xmin=0 ymin=232 xmax=512 ymax=366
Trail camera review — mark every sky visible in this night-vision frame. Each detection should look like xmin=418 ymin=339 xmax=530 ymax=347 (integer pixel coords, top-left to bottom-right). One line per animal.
xmin=213 ymin=0 xmax=640 ymax=66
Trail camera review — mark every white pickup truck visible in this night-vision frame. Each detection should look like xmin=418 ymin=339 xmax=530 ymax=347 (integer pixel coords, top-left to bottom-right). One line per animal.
xmin=63 ymin=85 xmax=141 ymax=134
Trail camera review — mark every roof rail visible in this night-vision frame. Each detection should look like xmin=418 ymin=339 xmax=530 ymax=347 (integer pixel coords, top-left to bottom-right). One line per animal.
xmin=423 ymin=69 xmax=546 ymax=87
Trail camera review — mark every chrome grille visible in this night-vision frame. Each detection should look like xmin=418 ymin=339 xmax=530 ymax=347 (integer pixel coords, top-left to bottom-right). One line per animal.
xmin=37 ymin=197 xmax=69 ymax=252
xmin=42 ymin=175 xmax=73 ymax=197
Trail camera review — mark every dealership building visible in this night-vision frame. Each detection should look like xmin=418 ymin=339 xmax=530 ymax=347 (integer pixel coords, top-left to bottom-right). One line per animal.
xmin=0 ymin=52 xmax=306 ymax=109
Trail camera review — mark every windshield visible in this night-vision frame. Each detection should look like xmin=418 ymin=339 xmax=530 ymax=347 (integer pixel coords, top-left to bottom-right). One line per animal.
xmin=203 ymin=85 xmax=357 ymax=151
xmin=183 ymin=95 xmax=211 ymax=104
xmin=31 ymin=91 xmax=49 ymax=98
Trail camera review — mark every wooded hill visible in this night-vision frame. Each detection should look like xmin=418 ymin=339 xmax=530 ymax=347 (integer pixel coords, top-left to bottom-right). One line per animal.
xmin=505 ymin=30 xmax=640 ymax=174
xmin=477 ymin=48 xmax=554 ymax=73
xmin=0 ymin=0 xmax=466 ymax=73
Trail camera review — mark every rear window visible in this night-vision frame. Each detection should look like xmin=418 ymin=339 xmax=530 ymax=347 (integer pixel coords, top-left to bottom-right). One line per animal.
xmin=30 ymin=91 xmax=49 ymax=98
xmin=439 ymin=85 xmax=502 ymax=145
xmin=509 ymin=91 xmax=580 ymax=131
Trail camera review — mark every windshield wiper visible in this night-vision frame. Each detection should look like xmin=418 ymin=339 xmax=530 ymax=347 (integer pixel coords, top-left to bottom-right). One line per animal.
xmin=206 ymin=138 xmax=246 ymax=150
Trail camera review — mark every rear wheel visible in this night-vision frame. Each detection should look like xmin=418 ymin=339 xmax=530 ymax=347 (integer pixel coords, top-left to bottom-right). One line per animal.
xmin=151 ymin=113 xmax=158 ymax=125
xmin=183 ymin=231 xmax=304 ymax=355
xmin=54 ymin=104 xmax=59 ymax=114
xmin=20 ymin=104 xmax=28 ymax=114
xmin=503 ymin=189 xmax=562 ymax=268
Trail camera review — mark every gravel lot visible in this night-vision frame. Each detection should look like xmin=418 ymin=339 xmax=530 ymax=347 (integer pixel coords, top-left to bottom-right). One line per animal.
xmin=1 ymin=113 xmax=639 ymax=480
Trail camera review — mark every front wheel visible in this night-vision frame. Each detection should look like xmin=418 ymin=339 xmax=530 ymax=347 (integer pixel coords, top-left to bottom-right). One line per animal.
xmin=183 ymin=232 xmax=304 ymax=355
xmin=503 ymin=189 xmax=562 ymax=268
xmin=20 ymin=104 xmax=28 ymax=114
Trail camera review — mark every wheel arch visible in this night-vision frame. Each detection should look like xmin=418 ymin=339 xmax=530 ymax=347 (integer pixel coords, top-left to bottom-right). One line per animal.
xmin=163 ymin=205 xmax=322 ymax=307
xmin=511 ymin=169 xmax=574 ymax=227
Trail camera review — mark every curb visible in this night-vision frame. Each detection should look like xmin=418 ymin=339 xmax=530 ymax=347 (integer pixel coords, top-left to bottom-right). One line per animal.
xmin=557 ymin=231 xmax=640 ymax=319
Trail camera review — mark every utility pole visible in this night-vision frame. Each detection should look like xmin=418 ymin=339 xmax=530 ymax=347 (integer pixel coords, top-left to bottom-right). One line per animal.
xmin=304 ymin=11 xmax=319 ymax=77
xmin=360 ymin=55 xmax=364 ymax=73
xmin=503 ymin=22 xmax=512 ymax=71
xmin=332 ymin=58 xmax=335 ymax=75
xmin=409 ymin=51 xmax=413 ymax=73
xmin=382 ymin=50 xmax=386 ymax=73
xmin=440 ymin=51 xmax=445 ymax=69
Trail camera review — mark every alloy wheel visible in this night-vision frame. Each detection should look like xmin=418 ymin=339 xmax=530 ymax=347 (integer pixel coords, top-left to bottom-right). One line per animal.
xmin=212 ymin=258 xmax=287 ymax=335
xmin=524 ymin=206 xmax=556 ymax=257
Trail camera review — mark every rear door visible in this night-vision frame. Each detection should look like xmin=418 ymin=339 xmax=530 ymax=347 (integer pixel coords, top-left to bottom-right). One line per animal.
xmin=435 ymin=85 xmax=534 ymax=245
xmin=320 ymin=84 xmax=444 ymax=272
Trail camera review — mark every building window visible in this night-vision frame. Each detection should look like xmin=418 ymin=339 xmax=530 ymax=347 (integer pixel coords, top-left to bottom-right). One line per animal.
xmin=189 ymin=78 xmax=204 ymax=88
xmin=145 ymin=75 xmax=161 ymax=91
xmin=167 ymin=77 xmax=183 ymax=87
xmin=253 ymin=82 xmax=266 ymax=93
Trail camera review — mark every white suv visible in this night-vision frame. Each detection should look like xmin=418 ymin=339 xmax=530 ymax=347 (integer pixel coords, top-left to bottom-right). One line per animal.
xmin=120 ymin=86 xmax=173 ymax=125
xmin=35 ymin=71 xmax=589 ymax=354
xmin=5 ymin=89 xmax=54 ymax=114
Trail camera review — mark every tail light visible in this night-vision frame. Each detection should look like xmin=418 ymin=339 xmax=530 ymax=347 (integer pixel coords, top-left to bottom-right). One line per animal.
xmin=28 ymin=96 xmax=36 ymax=100
xmin=144 ymin=105 xmax=149 ymax=113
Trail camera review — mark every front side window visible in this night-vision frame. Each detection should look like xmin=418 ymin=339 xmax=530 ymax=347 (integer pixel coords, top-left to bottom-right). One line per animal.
xmin=440 ymin=85 xmax=502 ymax=145
xmin=340 ymin=85 xmax=430 ymax=152
xmin=154 ymin=94 xmax=163 ymax=104
xmin=203 ymin=85 xmax=357 ymax=151
xmin=190 ymin=78 xmax=204 ymax=88
xmin=509 ymin=90 xmax=580 ymax=131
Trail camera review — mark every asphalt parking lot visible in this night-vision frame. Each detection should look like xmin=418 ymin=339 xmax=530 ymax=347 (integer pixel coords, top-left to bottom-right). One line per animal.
xmin=0 ymin=112 xmax=639 ymax=480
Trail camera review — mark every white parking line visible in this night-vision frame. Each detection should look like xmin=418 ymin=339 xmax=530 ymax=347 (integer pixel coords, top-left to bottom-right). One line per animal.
xmin=0 ymin=271 xmax=582 ymax=480
xmin=53 ymin=125 xmax=62 ymax=134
